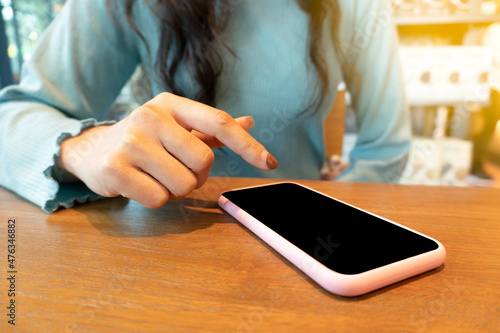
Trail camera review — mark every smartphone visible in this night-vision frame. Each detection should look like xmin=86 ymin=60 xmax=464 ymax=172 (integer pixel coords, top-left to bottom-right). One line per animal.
xmin=218 ymin=182 xmax=446 ymax=297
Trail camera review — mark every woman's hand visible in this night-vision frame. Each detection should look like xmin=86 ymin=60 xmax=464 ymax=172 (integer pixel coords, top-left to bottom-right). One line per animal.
xmin=59 ymin=92 xmax=278 ymax=208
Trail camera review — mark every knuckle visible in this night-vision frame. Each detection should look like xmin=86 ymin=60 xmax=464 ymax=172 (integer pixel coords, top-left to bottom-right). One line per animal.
xmin=239 ymin=137 xmax=258 ymax=154
xmin=99 ymin=154 xmax=123 ymax=177
xmin=130 ymin=105 xmax=160 ymax=124
xmin=146 ymin=92 xmax=172 ymax=106
xmin=197 ymin=148 xmax=215 ymax=170
xmin=152 ymin=92 xmax=177 ymax=111
xmin=158 ymin=91 xmax=174 ymax=101
xmin=204 ymin=148 xmax=215 ymax=165
xmin=173 ymin=174 xmax=197 ymax=197
xmin=119 ymin=131 xmax=143 ymax=152
xmin=213 ymin=110 xmax=234 ymax=128
xmin=144 ymin=190 xmax=170 ymax=209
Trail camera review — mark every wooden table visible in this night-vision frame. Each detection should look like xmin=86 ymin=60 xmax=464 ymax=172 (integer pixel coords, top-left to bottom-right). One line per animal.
xmin=1 ymin=177 xmax=499 ymax=332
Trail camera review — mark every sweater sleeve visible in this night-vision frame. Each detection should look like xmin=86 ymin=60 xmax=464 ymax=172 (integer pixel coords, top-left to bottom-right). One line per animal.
xmin=0 ymin=0 xmax=140 ymax=212
xmin=335 ymin=0 xmax=412 ymax=183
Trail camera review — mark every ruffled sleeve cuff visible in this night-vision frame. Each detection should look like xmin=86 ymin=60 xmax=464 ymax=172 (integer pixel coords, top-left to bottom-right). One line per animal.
xmin=42 ymin=118 xmax=115 ymax=213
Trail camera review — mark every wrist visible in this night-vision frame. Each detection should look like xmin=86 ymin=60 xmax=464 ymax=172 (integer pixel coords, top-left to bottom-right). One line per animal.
xmin=59 ymin=125 xmax=108 ymax=179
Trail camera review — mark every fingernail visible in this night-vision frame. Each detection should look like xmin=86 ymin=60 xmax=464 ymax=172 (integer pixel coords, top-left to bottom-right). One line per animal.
xmin=266 ymin=153 xmax=278 ymax=170
xmin=245 ymin=116 xmax=255 ymax=129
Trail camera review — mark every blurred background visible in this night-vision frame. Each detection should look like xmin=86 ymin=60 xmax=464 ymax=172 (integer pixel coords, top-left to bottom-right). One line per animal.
xmin=390 ymin=0 xmax=500 ymax=188
xmin=1 ymin=0 xmax=500 ymax=187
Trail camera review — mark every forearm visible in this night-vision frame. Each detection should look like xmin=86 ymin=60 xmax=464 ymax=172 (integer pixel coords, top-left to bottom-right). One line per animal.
xmin=336 ymin=0 xmax=411 ymax=183
xmin=0 ymin=100 xmax=115 ymax=211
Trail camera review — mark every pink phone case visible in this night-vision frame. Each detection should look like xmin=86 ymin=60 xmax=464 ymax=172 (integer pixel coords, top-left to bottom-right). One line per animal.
xmin=218 ymin=182 xmax=446 ymax=297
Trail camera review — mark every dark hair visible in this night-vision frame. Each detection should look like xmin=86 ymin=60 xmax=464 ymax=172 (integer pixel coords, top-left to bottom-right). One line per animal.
xmin=119 ymin=0 xmax=340 ymax=113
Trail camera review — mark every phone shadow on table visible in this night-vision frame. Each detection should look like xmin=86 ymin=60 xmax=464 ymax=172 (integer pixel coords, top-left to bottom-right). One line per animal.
xmin=54 ymin=195 xmax=445 ymax=301
xmin=58 ymin=196 xmax=234 ymax=238
xmin=334 ymin=265 xmax=445 ymax=301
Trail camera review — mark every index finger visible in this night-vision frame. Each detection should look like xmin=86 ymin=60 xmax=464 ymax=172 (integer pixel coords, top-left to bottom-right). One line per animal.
xmin=148 ymin=93 xmax=278 ymax=171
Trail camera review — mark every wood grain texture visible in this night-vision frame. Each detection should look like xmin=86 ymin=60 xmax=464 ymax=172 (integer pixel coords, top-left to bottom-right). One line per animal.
xmin=1 ymin=178 xmax=499 ymax=333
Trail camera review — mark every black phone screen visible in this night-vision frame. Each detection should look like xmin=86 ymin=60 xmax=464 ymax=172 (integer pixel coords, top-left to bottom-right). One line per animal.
xmin=222 ymin=183 xmax=439 ymax=275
